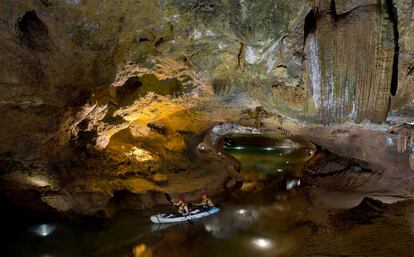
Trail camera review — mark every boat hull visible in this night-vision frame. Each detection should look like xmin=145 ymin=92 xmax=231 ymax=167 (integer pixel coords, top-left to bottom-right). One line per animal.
xmin=150 ymin=207 xmax=220 ymax=224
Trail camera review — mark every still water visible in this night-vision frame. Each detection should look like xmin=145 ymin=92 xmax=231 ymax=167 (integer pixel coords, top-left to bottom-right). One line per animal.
xmin=223 ymin=134 xmax=313 ymax=190
xmin=3 ymin=135 xmax=312 ymax=257
xmin=4 ymin=195 xmax=310 ymax=257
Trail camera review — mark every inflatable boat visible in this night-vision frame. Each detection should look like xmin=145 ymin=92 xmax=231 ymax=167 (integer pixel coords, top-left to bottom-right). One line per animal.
xmin=150 ymin=207 xmax=220 ymax=224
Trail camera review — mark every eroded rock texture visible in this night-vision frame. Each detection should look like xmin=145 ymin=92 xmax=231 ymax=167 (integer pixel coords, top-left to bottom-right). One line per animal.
xmin=0 ymin=0 xmax=413 ymax=215
xmin=304 ymin=0 xmax=395 ymax=123
xmin=392 ymin=0 xmax=414 ymax=116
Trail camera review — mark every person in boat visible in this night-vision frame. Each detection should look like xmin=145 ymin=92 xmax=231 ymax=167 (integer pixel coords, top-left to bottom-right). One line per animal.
xmin=174 ymin=198 xmax=189 ymax=216
xmin=197 ymin=193 xmax=214 ymax=210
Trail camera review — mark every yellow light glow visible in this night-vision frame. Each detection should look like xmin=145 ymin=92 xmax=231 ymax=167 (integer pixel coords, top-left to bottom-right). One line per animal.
xmin=126 ymin=147 xmax=155 ymax=162
xmin=27 ymin=177 xmax=51 ymax=187
xmin=4 ymin=173 xmax=52 ymax=188
xmin=132 ymin=244 xmax=153 ymax=257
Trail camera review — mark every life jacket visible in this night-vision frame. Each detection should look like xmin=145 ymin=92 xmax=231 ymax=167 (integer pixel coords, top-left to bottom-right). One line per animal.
xmin=201 ymin=198 xmax=214 ymax=207
xmin=178 ymin=203 xmax=189 ymax=215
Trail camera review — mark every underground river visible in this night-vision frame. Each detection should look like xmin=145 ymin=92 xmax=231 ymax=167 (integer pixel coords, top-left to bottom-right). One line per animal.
xmin=2 ymin=134 xmax=414 ymax=257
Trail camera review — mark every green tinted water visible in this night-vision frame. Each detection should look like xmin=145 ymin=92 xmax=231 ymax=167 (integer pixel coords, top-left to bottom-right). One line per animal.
xmin=223 ymin=134 xmax=312 ymax=188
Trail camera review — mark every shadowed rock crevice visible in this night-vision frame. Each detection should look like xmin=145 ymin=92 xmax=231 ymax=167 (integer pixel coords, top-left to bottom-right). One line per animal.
xmin=104 ymin=190 xmax=166 ymax=214
xmin=237 ymin=42 xmax=246 ymax=69
xmin=305 ymin=148 xmax=375 ymax=179
xmin=304 ymin=9 xmax=318 ymax=45
xmin=115 ymin=74 xmax=184 ymax=106
xmin=116 ymin=76 xmax=143 ymax=106
xmin=330 ymin=0 xmax=338 ymax=22
xmin=386 ymin=0 xmax=400 ymax=96
xmin=189 ymin=0 xmax=223 ymax=18
xmin=17 ymin=11 xmax=50 ymax=51
xmin=212 ymin=77 xmax=232 ymax=95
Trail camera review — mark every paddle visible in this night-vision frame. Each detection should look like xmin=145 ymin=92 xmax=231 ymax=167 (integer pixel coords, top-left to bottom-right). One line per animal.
xmin=164 ymin=193 xmax=194 ymax=225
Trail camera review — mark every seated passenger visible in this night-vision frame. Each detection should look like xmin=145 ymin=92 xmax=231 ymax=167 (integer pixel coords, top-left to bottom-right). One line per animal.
xmin=197 ymin=193 xmax=214 ymax=209
xmin=174 ymin=198 xmax=189 ymax=216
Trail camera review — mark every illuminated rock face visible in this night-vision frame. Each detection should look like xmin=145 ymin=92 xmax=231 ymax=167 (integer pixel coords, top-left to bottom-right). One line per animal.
xmin=304 ymin=0 xmax=396 ymax=124
xmin=0 ymin=0 xmax=413 ymax=215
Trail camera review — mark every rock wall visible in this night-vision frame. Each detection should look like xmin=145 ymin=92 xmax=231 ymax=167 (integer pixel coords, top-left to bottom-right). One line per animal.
xmin=304 ymin=0 xmax=395 ymax=124
xmin=392 ymin=0 xmax=414 ymax=115
xmin=1 ymin=0 xmax=414 ymax=215
xmin=242 ymin=0 xmax=410 ymax=125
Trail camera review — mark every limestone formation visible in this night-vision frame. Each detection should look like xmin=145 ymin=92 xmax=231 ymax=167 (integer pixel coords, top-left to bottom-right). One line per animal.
xmin=304 ymin=0 xmax=395 ymax=124
xmin=393 ymin=0 xmax=414 ymax=114
xmin=0 ymin=0 xmax=414 ymax=215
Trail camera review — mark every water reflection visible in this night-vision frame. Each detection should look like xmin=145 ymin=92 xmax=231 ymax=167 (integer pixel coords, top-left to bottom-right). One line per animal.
xmin=131 ymin=244 xmax=152 ymax=257
xmin=4 ymin=135 xmax=313 ymax=257
xmin=31 ymin=224 xmax=56 ymax=237
xmin=140 ymin=195 xmax=309 ymax=257
xmin=286 ymin=179 xmax=300 ymax=190
xmin=4 ymin=193 xmax=310 ymax=257
xmin=252 ymin=238 xmax=273 ymax=249
xmin=203 ymin=207 xmax=259 ymax=239
xmin=238 ymin=209 xmax=247 ymax=214
xmin=223 ymin=134 xmax=311 ymax=181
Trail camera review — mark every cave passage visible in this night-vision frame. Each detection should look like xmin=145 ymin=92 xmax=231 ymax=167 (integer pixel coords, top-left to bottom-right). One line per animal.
xmin=222 ymin=134 xmax=311 ymax=184
xmin=1 ymin=133 xmax=313 ymax=257
xmin=2 ymin=192 xmax=311 ymax=257
xmin=2 ymin=0 xmax=414 ymax=257
xmin=223 ymin=134 xmax=298 ymax=153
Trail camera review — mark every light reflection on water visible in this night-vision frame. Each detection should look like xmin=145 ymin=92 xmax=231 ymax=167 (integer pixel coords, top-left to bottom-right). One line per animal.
xmin=4 ymin=135 xmax=312 ymax=257
xmin=223 ymin=135 xmax=311 ymax=178
xmin=143 ymin=195 xmax=309 ymax=257
xmin=223 ymin=135 xmax=310 ymax=194
xmin=252 ymin=237 xmax=273 ymax=249
xmin=3 ymin=193 xmax=310 ymax=257
xmin=31 ymin=224 xmax=56 ymax=237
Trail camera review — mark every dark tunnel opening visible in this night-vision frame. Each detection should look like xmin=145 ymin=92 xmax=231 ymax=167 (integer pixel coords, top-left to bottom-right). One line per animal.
xmin=304 ymin=9 xmax=318 ymax=46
